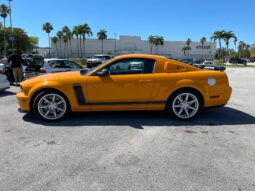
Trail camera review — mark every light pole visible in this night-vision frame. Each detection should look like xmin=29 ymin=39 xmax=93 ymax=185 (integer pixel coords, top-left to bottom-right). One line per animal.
xmin=7 ymin=0 xmax=14 ymax=53
xmin=114 ymin=33 xmax=117 ymax=56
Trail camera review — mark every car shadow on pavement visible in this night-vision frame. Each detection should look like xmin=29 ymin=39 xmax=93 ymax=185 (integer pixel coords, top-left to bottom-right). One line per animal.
xmin=0 ymin=90 xmax=16 ymax=97
xmin=22 ymin=107 xmax=255 ymax=129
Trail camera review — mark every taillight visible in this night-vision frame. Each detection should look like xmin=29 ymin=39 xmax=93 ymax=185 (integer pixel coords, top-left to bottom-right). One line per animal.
xmin=40 ymin=69 xmax=47 ymax=73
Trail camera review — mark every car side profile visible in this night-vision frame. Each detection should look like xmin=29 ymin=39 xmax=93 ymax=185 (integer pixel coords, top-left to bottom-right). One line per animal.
xmin=17 ymin=54 xmax=232 ymax=121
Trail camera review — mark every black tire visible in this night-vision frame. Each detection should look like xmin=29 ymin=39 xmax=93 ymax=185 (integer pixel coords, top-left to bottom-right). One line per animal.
xmin=166 ymin=89 xmax=203 ymax=121
xmin=33 ymin=90 xmax=70 ymax=122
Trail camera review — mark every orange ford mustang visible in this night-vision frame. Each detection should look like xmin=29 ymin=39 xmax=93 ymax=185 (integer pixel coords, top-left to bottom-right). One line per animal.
xmin=17 ymin=54 xmax=232 ymax=121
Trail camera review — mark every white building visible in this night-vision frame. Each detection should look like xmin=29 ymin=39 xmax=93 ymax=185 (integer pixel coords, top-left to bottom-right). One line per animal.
xmin=51 ymin=35 xmax=216 ymax=59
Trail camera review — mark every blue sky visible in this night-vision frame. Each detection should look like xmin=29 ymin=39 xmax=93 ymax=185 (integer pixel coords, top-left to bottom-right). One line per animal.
xmin=3 ymin=0 xmax=255 ymax=48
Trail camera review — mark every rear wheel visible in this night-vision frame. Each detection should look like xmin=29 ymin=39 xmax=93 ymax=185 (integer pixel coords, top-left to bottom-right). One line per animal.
xmin=166 ymin=90 xmax=202 ymax=120
xmin=33 ymin=90 xmax=70 ymax=121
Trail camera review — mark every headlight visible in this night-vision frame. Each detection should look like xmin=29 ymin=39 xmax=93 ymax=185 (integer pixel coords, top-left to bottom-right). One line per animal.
xmin=208 ymin=77 xmax=216 ymax=86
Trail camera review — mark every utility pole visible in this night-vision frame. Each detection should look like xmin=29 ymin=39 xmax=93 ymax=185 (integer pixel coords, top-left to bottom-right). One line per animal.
xmin=114 ymin=33 xmax=117 ymax=56
xmin=7 ymin=0 xmax=14 ymax=53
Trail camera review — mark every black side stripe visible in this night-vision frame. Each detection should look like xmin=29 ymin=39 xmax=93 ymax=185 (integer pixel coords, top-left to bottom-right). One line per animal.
xmin=73 ymin=85 xmax=86 ymax=105
xmin=84 ymin=101 xmax=165 ymax=106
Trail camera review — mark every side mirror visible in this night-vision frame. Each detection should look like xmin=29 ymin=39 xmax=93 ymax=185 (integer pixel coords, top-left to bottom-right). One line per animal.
xmin=80 ymin=68 xmax=91 ymax=76
xmin=95 ymin=68 xmax=109 ymax=76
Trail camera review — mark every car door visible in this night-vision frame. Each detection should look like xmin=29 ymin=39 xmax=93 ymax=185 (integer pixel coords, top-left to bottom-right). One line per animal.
xmin=86 ymin=58 xmax=157 ymax=104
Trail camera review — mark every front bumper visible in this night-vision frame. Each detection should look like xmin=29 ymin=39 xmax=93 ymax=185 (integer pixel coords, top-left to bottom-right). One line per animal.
xmin=16 ymin=91 xmax=30 ymax=112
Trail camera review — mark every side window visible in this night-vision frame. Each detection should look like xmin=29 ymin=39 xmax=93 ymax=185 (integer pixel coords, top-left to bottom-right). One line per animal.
xmin=106 ymin=58 xmax=155 ymax=75
xmin=48 ymin=60 xmax=65 ymax=68
xmin=63 ymin=60 xmax=81 ymax=69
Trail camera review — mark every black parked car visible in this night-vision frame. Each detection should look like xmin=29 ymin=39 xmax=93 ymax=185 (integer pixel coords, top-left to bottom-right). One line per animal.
xmin=229 ymin=58 xmax=247 ymax=66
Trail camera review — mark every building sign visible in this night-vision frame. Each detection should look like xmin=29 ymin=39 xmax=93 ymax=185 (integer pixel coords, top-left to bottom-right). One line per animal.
xmin=196 ymin=45 xmax=211 ymax=49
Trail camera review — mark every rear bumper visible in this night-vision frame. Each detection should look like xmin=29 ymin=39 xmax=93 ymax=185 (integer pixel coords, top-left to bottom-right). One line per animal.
xmin=204 ymin=86 xmax=232 ymax=108
xmin=16 ymin=92 xmax=30 ymax=112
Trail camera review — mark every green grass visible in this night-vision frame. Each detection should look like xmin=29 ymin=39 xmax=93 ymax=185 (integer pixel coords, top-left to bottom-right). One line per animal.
xmin=226 ymin=64 xmax=255 ymax=68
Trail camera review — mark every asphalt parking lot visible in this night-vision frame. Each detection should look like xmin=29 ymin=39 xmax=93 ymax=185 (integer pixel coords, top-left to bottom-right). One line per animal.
xmin=0 ymin=68 xmax=255 ymax=191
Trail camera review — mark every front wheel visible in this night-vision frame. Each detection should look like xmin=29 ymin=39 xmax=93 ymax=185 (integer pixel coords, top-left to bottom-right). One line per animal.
xmin=33 ymin=90 xmax=70 ymax=121
xmin=166 ymin=90 xmax=202 ymax=120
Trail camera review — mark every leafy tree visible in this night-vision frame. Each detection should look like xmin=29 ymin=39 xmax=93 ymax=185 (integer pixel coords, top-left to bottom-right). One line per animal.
xmin=0 ymin=4 xmax=10 ymax=54
xmin=200 ymin=37 xmax=206 ymax=45
xmin=186 ymin=38 xmax=192 ymax=47
xmin=148 ymin=35 xmax=156 ymax=54
xmin=97 ymin=29 xmax=107 ymax=54
xmin=154 ymin=36 xmax=164 ymax=54
xmin=223 ymin=31 xmax=237 ymax=58
xmin=81 ymin=24 xmax=92 ymax=57
xmin=62 ymin=26 xmax=71 ymax=57
xmin=72 ymin=26 xmax=80 ymax=57
xmin=28 ymin=36 xmax=39 ymax=53
xmin=200 ymin=37 xmax=206 ymax=58
xmin=52 ymin=36 xmax=59 ymax=57
xmin=211 ymin=30 xmax=225 ymax=59
xmin=211 ymin=30 xmax=225 ymax=50
xmin=0 ymin=27 xmax=37 ymax=53
xmin=238 ymin=41 xmax=250 ymax=58
xmin=56 ymin=31 xmax=63 ymax=57
xmin=182 ymin=46 xmax=191 ymax=57
xmin=42 ymin=22 xmax=53 ymax=55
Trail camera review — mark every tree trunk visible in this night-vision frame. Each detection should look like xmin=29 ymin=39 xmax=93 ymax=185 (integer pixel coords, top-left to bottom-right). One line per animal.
xmin=79 ymin=35 xmax=82 ymax=57
xmin=59 ymin=40 xmax=62 ymax=58
xmin=76 ymin=37 xmax=79 ymax=57
xmin=150 ymin=45 xmax=152 ymax=54
xmin=3 ymin=18 xmax=6 ymax=54
xmin=48 ymin=33 xmax=51 ymax=56
xmin=69 ymin=40 xmax=72 ymax=58
xmin=83 ymin=38 xmax=86 ymax=58
xmin=101 ymin=39 xmax=104 ymax=54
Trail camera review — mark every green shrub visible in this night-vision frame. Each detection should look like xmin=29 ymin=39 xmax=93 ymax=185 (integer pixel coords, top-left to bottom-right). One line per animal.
xmin=214 ymin=59 xmax=224 ymax=66
xmin=69 ymin=58 xmax=87 ymax=68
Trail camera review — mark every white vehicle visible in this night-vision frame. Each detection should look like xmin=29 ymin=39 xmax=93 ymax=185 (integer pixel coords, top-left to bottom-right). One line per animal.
xmin=0 ymin=64 xmax=10 ymax=92
xmin=202 ymin=60 xmax=214 ymax=65
xmin=25 ymin=59 xmax=83 ymax=79
xmin=87 ymin=54 xmax=113 ymax=68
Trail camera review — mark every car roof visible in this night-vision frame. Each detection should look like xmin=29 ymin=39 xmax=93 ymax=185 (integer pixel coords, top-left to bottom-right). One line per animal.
xmin=114 ymin=54 xmax=166 ymax=60
xmin=44 ymin=58 xmax=70 ymax=62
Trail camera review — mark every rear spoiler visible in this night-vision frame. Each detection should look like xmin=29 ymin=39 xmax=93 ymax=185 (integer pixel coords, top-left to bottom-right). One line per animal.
xmin=194 ymin=64 xmax=226 ymax=71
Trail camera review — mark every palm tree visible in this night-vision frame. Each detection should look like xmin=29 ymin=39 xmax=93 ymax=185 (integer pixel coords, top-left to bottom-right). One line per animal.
xmin=148 ymin=35 xmax=156 ymax=54
xmin=200 ymin=37 xmax=206 ymax=59
xmin=186 ymin=38 xmax=192 ymax=47
xmin=56 ymin=31 xmax=63 ymax=57
xmin=52 ymin=36 xmax=58 ymax=57
xmin=42 ymin=22 xmax=53 ymax=56
xmin=66 ymin=31 xmax=72 ymax=58
xmin=63 ymin=35 xmax=68 ymax=58
xmin=233 ymin=36 xmax=238 ymax=52
xmin=182 ymin=46 xmax=191 ymax=57
xmin=154 ymin=36 xmax=164 ymax=54
xmin=97 ymin=29 xmax=107 ymax=54
xmin=77 ymin=25 xmax=83 ymax=56
xmin=0 ymin=4 xmax=10 ymax=54
xmin=62 ymin=26 xmax=71 ymax=57
xmin=211 ymin=30 xmax=225 ymax=50
xmin=72 ymin=26 xmax=80 ymax=57
xmin=185 ymin=38 xmax=192 ymax=56
xmin=223 ymin=31 xmax=236 ymax=55
xmin=81 ymin=24 xmax=93 ymax=57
